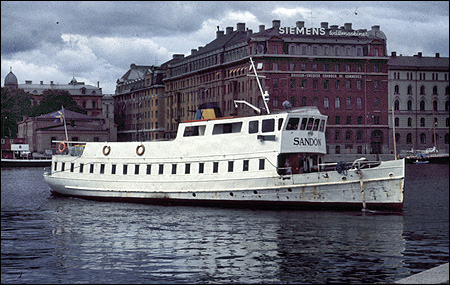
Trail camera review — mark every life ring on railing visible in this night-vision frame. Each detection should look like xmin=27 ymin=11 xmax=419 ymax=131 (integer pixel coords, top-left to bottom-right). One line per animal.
xmin=136 ymin=144 xmax=145 ymax=156
xmin=58 ymin=141 xmax=66 ymax=153
xmin=102 ymin=145 xmax=111 ymax=156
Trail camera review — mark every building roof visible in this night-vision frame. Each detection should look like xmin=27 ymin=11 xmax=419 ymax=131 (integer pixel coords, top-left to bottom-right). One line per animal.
xmin=4 ymin=70 xmax=18 ymax=87
xmin=388 ymin=53 xmax=449 ymax=70
xmin=36 ymin=109 xmax=102 ymax=121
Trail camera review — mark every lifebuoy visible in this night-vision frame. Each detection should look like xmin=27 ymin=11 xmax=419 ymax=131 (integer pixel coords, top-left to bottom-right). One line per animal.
xmin=58 ymin=141 xmax=66 ymax=153
xmin=103 ymin=145 xmax=111 ymax=156
xmin=136 ymin=144 xmax=145 ymax=156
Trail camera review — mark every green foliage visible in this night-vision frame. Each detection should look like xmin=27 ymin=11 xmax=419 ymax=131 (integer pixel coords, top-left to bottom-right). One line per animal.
xmin=31 ymin=89 xmax=86 ymax=116
xmin=1 ymin=87 xmax=34 ymax=137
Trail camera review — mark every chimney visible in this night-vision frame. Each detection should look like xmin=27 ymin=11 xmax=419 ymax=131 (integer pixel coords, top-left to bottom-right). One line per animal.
xmin=436 ymin=53 xmax=440 ymax=58
xmin=391 ymin=51 xmax=397 ymax=57
xmin=371 ymin=25 xmax=380 ymax=32
xmin=25 ymin=80 xmax=32 ymax=84
xmin=344 ymin=23 xmax=352 ymax=30
xmin=259 ymin=25 xmax=265 ymax=32
xmin=226 ymin=26 xmax=234 ymax=34
xmin=50 ymin=81 xmax=54 ymax=85
xmin=272 ymin=20 xmax=281 ymax=28
xmin=246 ymin=29 xmax=253 ymax=36
xmin=173 ymin=54 xmax=184 ymax=59
xmin=216 ymin=30 xmax=224 ymax=38
xmin=97 ymin=81 xmax=100 ymax=88
xmin=417 ymin=52 xmax=422 ymax=57
xmin=130 ymin=63 xmax=136 ymax=69
xmin=321 ymin=22 xmax=328 ymax=29
xmin=40 ymin=81 xmax=43 ymax=85
xmin=191 ymin=49 xmax=197 ymax=55
xmin=236 ymin=22 xmax=245 ymax=32
xmin=330 ymin=25 xmax=338 ymax=30
xmin=296 ymin=21 xmax=305 ymax=28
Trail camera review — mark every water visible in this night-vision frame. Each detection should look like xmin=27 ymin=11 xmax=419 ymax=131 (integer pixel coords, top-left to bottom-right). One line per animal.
xmin=1 ymin=164 xmax=448 ymax=284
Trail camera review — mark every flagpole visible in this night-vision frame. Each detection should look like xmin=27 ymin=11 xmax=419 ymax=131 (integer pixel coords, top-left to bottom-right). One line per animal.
xmin=62 ymin=105 xmax=69 ymax=142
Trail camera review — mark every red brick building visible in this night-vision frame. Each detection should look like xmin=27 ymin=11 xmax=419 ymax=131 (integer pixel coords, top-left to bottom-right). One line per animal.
xmin=164 ymin=20 xmax=390 ymax=154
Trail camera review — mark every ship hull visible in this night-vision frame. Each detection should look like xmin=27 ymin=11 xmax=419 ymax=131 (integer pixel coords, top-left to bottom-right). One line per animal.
xmin=44 ymin=159 xmax=404 ymax=211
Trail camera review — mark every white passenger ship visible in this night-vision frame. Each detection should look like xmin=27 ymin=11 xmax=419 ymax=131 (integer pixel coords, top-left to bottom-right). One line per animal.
xmin=44 ymin=58 xmax=405 ymax=211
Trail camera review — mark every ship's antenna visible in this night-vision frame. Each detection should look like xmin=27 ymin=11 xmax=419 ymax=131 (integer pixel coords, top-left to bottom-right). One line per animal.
xmin=248 ymin=57 xmax=270 ymax=114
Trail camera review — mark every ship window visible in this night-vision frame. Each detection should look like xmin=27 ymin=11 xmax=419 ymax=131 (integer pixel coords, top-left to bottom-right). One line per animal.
xmin=286 ymin=118 xmax=300 ymax=130
xmin=70 ymin=163 xmax=74 ymax=172
xmin=90 ymin=164 xmax=94 ymax=174
xmin=183 ymin=125 xmax=206 ymax=137
xmin=213 ymin=122 xmax=242 ymax=134
xmin=249 ymin=120 xmax=258 ymax=134
xmin=213 ymin=162 xmax=219 ymax=173
xmin=306 ymin=118 xmax=314 ymax=130
xmin=61 ymin=162 xmax=65 ymax=172
xmin=313 ymin=119 xmax=320 ymax=131
xmin=278 ymin=118 xmax=284 ymax=130
xmin=319 ymin=120 xmax=326 ymax=132
xmin=135 ymin=164 xmax=140 ymax=175
xmin=159 ymin=164 xmax=164 ymax=175
xmin=80 ymin=163 xmax=84 ymax=173
xmin=262 ymin=119 xmax=275 ymax=133
xmin=199 ymin=163 xmax=204 ymax=174
xmin=172 ymin=164 xmax=177 ymax=174
xmin=123 ymin=164 xmax=128 ymax=175
xmin=54 ymin=162 xmax=58 ymax=171
xmin=146 ymin=164 xmax=151 ymax=174
xmin=100 ymin=164 xmax=105 ymax=174
xmin=259 ymin=159 xmax=265 ymax=170
xmin=185 ymin=163 xmax=190 ymax=174
xmin=112 ymin=164 xmax=116 ymax=174
xmin=300 ymin=118 xmax=308 ymax=130
xmin=243 ymin=160 xmax=249 ymax=171
xmin=228 ymin=161 xmax=234 ymax=172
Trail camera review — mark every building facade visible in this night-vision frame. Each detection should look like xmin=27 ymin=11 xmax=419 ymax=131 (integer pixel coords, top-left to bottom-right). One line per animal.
xmin=388 ymin=52 xmax=449 ymax=155
xmin=113 ymin=63 xmax=170 ymax=141
xmin=17 ymin=109 xmax=117 ymax=153
xmin=163 ymin=20 xmax=391 ymax=154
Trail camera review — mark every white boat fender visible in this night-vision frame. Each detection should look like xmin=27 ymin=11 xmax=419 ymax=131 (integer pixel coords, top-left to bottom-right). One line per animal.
xmin=103 ymin=145 xmax=111 ymax=156
xmin=336 ymin=161 xmax=348 ymax=175
xmin=136 ymin=144 xmax=145 ymax=156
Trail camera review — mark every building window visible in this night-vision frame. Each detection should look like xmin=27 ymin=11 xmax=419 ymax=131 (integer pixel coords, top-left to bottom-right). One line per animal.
xmin=301 ymin=79 xmax=307 ymax=89
xmin=313 ymin=79 xmax=318 ymax=90
xmin=420 ymin=118 xmax=425 ymax=127
xmin=395 ymin=85 xmax=399 ymax=94
xmin=408 ymin=117 xmax=412 ymax=127
xmin=374 ymin=116 xmax=380 ymax=125
xmin=420 ymin=133 xmax=426 ymax=144
xmin=374 ymin=97 xmax=379 ymax=108
xmin=395 ymin=117 xmax=400 ymax=127
xmin=357 ymin=97 xmax=362 ymax=109
xmin=335 ymin=130 xmax=340 ymax=140
xmin=374 ymin=80 xmax=379 ymax=90
xmin=346 ymin=80 xmax=351 ymax=90
xmin=407 ymin=100 xmax=413 ymax=111
xmin=433 ymin=86 xmax=438 ymax=95
xmin=346 ymin=131 xmax=352 ymax=140
xmin=335 ymin=97 xmax=340 ymax=109
xmin=346 ymin=98 xmax=351 ymax=109
xmin=394 ymin=100 xmax=400 ymax=110
xmin=407 ymin=85 xmax=413 ymax=95
xmin=324 ymin=80 xmax=329 ymax=90
xmin=335 ymin=116 xmax=340 ymax=125
xmin=273 ymin=63 xmax=278 ymax=71
xmin=407 ymin=133 xmax=412 ymax=144
xmin=324 ymin=97 xmax=329 ymax=109
xmin=420 ymin=85 xmax=425 ymax=95
xmin=346 ymin=116 xmax=352 ymax=125
xmin=420 ymin=100 xmax=425 ymax=111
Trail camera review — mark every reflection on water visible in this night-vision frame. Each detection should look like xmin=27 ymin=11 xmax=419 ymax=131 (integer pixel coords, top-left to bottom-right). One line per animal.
xmin=1 ymin=165 xmax=448 ymax=284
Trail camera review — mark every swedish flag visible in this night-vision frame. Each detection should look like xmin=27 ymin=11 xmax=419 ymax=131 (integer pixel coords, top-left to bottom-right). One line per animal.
xmin=51 ymin=109 xmax=65 ymax=124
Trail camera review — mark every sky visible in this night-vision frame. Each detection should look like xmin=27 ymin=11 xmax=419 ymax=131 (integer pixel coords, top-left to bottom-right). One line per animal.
xmin=1 ymin=1 xmax=449 ymax=95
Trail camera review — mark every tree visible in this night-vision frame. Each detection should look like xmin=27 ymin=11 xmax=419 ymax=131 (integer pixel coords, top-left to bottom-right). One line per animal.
xmin=1 ymin=87 xmax=34 ymax=137
xmin=31 ymin=89 xmax=86 ymax=116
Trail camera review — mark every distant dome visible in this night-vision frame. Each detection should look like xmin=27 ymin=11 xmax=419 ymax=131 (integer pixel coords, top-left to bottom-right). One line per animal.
xmin=4 ymin=68 xmax=18 ymax=89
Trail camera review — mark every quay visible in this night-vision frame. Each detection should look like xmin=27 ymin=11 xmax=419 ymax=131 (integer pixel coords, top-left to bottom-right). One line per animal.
xmin=394 ymin=262 xmax=449 ymax=284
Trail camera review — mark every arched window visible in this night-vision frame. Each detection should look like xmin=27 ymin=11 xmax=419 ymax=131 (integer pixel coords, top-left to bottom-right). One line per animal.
xmin=420 ymin=100 xmax=425 ymax=111
xmin=346 ymin=131 xmax=352 ymax=140
xmin=420 ymin=85 xmax=425 ymax=95
xmin=407 ymin=85 xmax=412 ymax=95
xmin=433 ymin=86 xmax=438 ymax=95
xmin=406 ymin=133 xmax=412 ymax=144
xmin=395 ymin=117 xmax=400 ymax=127
xmin=395 ymin=133 xmax=400 ymax=143
xmin=407 ymin=100 xmax=413 ymax=111
xmin=394 ymin=100 xmax=400 ymax=110
xmin=408 ymin=117 xmax=412 ymax=127
xmin=420 ymin=133 xmax=426 ymax=144
xmin=433 ymin=100 xmax=438 ymax=111
xmin=394 ymin=85 xmax=399 ymax=94
xmin=420 ymin=118 xmax=425 ymax=127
